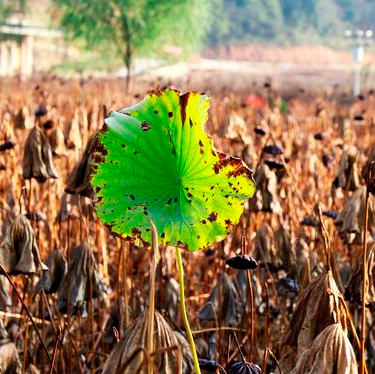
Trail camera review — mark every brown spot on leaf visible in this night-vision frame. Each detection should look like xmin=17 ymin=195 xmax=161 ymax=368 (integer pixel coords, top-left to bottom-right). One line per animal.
xmin=201 ymin=219 xmax=207 ymax=224
xmin=179 ymin=92 xmax=190 ymax=125
xmin=141 ymin=121 xmax=150 ymax=131
xmin=132 ymin=227 xmax=141 ymax=236
xmin=168 ymin=112 xmax=173 ymax=118
xmin=225 ymin=219 xmax=233 ymax=230
xmin=213 ymin=152 xmax=253 ymax=179
xmin=208 ymin=212 xmax=217 ymax=222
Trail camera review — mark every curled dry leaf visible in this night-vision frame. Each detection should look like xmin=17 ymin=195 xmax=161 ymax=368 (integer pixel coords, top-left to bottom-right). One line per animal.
xmin=275 ymin=223 xmax=296 ymax=276
xmin=361 ymin=145 xmax=375 ymax=181
xmin=332 ymin=145 xmax=359 ymax=191
xmin=290 ymin=324 xmax=357 ymax=374
xmin=225 ymin=111 xmax=253 ymax=145
xmin=345 ymin=241 xmax=375 ymax=307
xmin=65 ymin=132 xmax=96 ymax=198
xmin=249 ymin=165 xmax=282 ymax=214
xmin=253 ymin=224 xmax=279 ymax=269
xmin=22 ymin=126 xmax=59 ymax=183
xmin=34 ymin=248 xmax=67 ymax=294
xmin=156 ymin=275 xmax=180 ymax=324
xmin=0 ymin=275 xmax=11 ymax=309
xmin=199 ymin=273 xmax=245 ymax=326
xmin=102 ymin=310 xmax=193 ymax=374
xmin=47 ymin=124 xmax=66 ymax=156
xmin=58 ymin=242 xmax=107 ymax=315
xmin=13 ymin=107 xmax=26 ymax=129
xmin=279 ymin=271 xmax=347 ymax=372
xmin=335 ymin=186 xmax=375 ymax=245
xmin=0 ymin=215 xmax=48 ymax=275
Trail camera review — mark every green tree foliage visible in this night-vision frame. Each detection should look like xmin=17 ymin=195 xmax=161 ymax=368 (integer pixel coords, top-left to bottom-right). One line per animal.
xmin=208 ymin=0 xmax=284 ymax=45
xmin=208 ymin=0 xmax=375 ymax=46
xmin=52 ymin=0 xmax=213 ymax=86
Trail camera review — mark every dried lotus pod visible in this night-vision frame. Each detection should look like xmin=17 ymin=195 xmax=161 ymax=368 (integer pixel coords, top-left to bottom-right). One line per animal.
xmin=227 ymin=360 xmax=262 ymax=374
xmin=345 ymin=241 xmax=375 ymax=307
xmin=102 ymin=310 xmax=193 ymax=374
xmin=226 ymin=254 xmax=258 ymax=270
xmin=199 ymin=273 xmax=244 ymax=326
xmin=198 ymin=358 xmax=221 ymax=372
xmin=332 ymin=145 xmax=359 ymax=191
xmin=0 ymin=215 xmax=47 ymax=275
xmin=335 ymin=186 xmax=375 ymax=245
xmin=22 ymin=126 xmax=59 ymax=183
xmin=249 ymin=165 xmax=282 ymax=214
xmin=58 ymin=242 xmax=107 ymax=315
xmin=290 ymin=324 xmax=357 ymax=374
xmin=65 ymin=132 xmax=96 ymax=198
xmin=279 ymin=272 xmax=347 ymax=372
xmin=34 ymin=248 xmax=67 ymax=294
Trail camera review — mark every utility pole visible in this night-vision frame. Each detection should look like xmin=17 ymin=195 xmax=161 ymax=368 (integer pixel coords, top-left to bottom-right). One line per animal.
xmin=345 ymin=29 xmax=373 ymax=97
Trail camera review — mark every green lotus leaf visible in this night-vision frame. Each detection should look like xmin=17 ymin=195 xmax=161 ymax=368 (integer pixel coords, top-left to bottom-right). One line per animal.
xmin=91 ymin=89 xmax=255 ymax=251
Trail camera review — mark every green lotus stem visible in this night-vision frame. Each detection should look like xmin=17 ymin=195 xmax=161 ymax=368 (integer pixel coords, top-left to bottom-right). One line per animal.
xmin=176 ymin=247 xmax=201 ymax=374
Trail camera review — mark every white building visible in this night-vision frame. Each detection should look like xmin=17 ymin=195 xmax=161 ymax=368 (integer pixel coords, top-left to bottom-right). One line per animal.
xmin=0 ymin=16 xmax=62 ymax=76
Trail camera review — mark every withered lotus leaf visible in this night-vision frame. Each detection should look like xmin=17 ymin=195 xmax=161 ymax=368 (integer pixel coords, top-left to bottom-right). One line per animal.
xmin=199 ymin=273 xmax=245 ymax=326
xmin=332 ymin=145 xmax=359 ymax=191
xmin=224 ymin=111 xmax=253 ymax=145
xmin=290 ymin=324 xmax=357 ymax=374
xmin=279 ymin=272 xmax=347 ymax=372
xmin=22 ymin=126 xmax=59 ymax=183
xmin=65 ymin=132 xmax=96 ymax=198
xmin=34 ymin=248 xmax=67 ymax=294
xmin=58 ymin=242 xmax=107 ymax=315
xmin=249 ymin=165 xmax=282 ymax=214
xmin=275 ymin=223 xmax=296 ymax=276
xmin=102 ymin=310 xmax=193 ymax=374
xmin=253 ymin=225 xmax=278 ymax=267
xmin=47 ymin=124 xmax=66 ymax=156
xmin=0 ymin=215 xmax=48 ymax=275
xmin=345 ymin=241 xmax=375 ymax=307
xmin=0 ymin=342 xmax=21 ymax=374
xmin=335 ymin=186 xmax=375 ymax=245
xmin=0 ymin=275 xmax=11 ymax=309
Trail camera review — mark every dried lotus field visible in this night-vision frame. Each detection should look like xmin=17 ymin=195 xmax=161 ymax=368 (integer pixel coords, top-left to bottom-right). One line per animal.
xmin=1 ymin=73 xmax=375 ymax=374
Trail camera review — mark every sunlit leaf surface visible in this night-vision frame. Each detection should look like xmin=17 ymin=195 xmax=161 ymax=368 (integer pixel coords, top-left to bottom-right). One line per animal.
xmin=91 ymin=89 xmax=255 ymax=251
